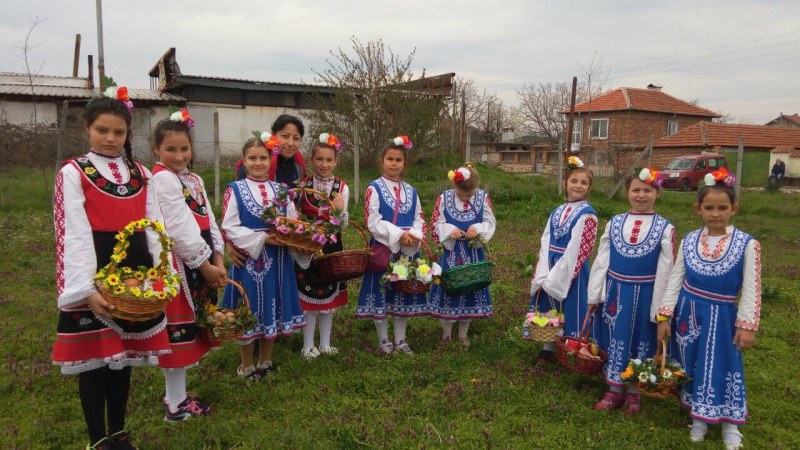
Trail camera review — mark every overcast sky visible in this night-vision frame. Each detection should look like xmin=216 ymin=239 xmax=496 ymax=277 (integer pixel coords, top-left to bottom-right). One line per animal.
xmin=2 ymin=1 xmax=798 ymax=124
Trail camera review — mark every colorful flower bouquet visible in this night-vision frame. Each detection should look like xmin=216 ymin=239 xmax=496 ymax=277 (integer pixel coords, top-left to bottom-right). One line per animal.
xmin=261 ymin=184 xmax=343 ymax=253
xmin=381 ymin=249 xmax=442 ymax=294
xmin=620 ymin=348 xmax=690 ymax=398
xmin=525 ymin=309 xmax=565 ymax=342
xmin=94 ymin=219 xmax=181 ymax=321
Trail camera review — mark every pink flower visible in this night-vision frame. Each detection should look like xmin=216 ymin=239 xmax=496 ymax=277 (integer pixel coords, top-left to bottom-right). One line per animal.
xmin=329 ymin=217 xmax=341 ymax=226
xmin=329 ymin=234 xmax=338 ymax=243
xmin=276 ymin=225 xmax=291 ymax=234
xmin=390 ymin=274 xmax=399 ymax=282
xmin=295 ymin=224 xmax=305 ymax=234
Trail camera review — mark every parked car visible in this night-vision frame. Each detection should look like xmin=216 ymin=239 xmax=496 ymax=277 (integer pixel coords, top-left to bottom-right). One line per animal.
xmin=660 ymin=154 xmax=729 ymax=190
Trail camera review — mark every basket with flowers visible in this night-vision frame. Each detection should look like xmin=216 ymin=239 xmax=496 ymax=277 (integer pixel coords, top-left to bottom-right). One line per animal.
xmin=620 ymin=339 xmax=690 ymax=399
xmin=196 ymin=279 xmax=256 ymax=345
xmin=94 ymin=219 xmax=181 ymax=321
xmin=555 ymin=311 xmax=607 ymax=375
xmin=262 ymin=184 xmax=343 ymax=254
xmin=525 ymin=291 xmax=564 ymax=342
xmin=381 ymin=241 xmax=442 ymax=294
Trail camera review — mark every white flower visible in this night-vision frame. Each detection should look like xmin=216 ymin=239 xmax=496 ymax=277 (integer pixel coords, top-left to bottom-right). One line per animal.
xmin=116 ymin=185 xmax=129 ymax=195
xmin=429 ymin=262 xmax=442 ymax=277
xmin=393 ymin=137 xmax=404 ymax=146
xmin=260 ymin=131 xmax=271 ymax=142
xmin=457 ymin=167 xmax=471 ymax=180
xmin=633 ymin=358 xmax=642 ymax=366
xmin=392 ymin=264 xmax=409 ymax=280
xmin=649 ymin=374 xmax=658 ymax=384
xmin=170 ymin=111 xmax=183 ymax=122
xmin=662 ymin=369 xmax=673 ymax=380
xmin=104 ymin=86 xmax=118 ymax=99
xmin=638 ymin=373 xmax=649 ymax=383
xmin=319 ymin=133 xmax=330 ymax=143
xmin=639 ymin=168 xmax=651 ymax=181
xmin=704 ymin=173 xmax=715 ymax=186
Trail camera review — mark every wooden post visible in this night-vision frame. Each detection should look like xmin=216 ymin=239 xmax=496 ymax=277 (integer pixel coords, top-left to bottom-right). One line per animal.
xmin=557 ymin=133 xmax=564 ymax=196
xmin=72 ymin=34 xmax=81 ymax=77
xmin=52 ymin=100 xmax=70 ymax=204
xmin=95 ymin=0 xmax=105 ymax=90
xmin=607 ymin=140 xmax=654 ymax=198
xmin=213 ymin=111 xmax=220 ymax=207
xmin=646 ymin=135 xmax=653 ymax=167
xmin=564 ymin=76 xmax=578 ymax=164
xmin=353 ymin=121 xmax=360 ymax=204
xmin=735 ymin=137 xmax=744 ymax=199
xmin=465 ymin=126 xmax=471 ymax=164
xmin=460 ymin=91 xmax=466 ymax=158
xmin=88 ymin=55 xmax=94 ymax=88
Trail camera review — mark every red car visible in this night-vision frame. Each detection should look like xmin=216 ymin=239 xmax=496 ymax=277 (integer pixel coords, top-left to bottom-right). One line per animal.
xmin=660 ymin=154 xmax=729 ymax=191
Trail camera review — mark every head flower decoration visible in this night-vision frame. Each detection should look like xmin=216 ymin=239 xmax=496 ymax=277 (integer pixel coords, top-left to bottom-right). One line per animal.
xmin=703 ymin=166 xmax=735 ymax=188
xmin=103 ymin=85 xmax=134 ymax=111
xmin=393 ymin=135 xmax=413 ymax=150
xmin=169 ymin=108 xmax=195 ymax=128
xmin=567 ymin=156 xmax=585 ymax=171
xmin=252 ymin=131 xmax=282 ymax=155
xmin=319 ymin=133 xmax=343 ymax=153
xmin=638 ymin=167 xmax=664 ymax=188
xmin=447 ymin=167 xmax=472 ymax=183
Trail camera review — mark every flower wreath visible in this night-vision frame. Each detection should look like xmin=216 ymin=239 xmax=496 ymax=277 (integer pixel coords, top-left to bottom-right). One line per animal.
xmin=393 ymin=135 xmax=413 ymax=150
xmin=638 ymin=167 xmax=664 ymax=188
xmin=567 ymin=156 xmax=585 ymax=171
xmin=319 ymin=133 xmax=343 ymax=153
xmin=448 ymin=167 xmax=472 ymax=183
xmin=94 ymin=219 xmax=181 ymax=300
xmin=168 ymin=108 xmax=195 ymax=128
xmin=103 ymin=86 xmax=134 ymax=111
xmin=251 ymin=131 xmax=282 ymax=155
xmin=704 ymin=166 xmax=735 ymax=188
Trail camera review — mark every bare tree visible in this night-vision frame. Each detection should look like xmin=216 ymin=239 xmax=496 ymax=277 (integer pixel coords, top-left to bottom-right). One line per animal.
xmin=12 ymin=16 xmax=46 ymax=125
xmin=444 ymin=76 xmax=489 ymax=149
xmin=305 ymin=37 xmax=445 ymax=164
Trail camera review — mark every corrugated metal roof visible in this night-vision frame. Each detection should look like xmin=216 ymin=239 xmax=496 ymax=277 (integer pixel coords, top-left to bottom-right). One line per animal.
xmin=0 ymin=81 xmax=185 ymax=102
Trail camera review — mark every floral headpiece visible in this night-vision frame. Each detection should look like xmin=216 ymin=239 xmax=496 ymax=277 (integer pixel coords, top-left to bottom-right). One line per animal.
xmin=704 ymin=166 xmax=735 ymax=188
xmin=393 ymin=135 xmax=413 ymax=150
xmin=567 ymin=156 xmax=584 ymax=171
xmin=252 ymin=131 xmax=282 ymax=155
xmin=103 ymin=86 xmax=134 ymax=111
xmin=638 ymin=167 xmax=664 ymax=188
xmin=319 ymin=133 xmax=343 ymax=153
xmin=168 ymin=108 xmax=195 ymax=128
xmin=448 ymin=167 xmax=472 ymax=183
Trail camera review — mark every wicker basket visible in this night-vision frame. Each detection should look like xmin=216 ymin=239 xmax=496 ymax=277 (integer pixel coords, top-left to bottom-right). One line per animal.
xmin=526 ymin=291 xmax=564 ymax=342
xmin=312 ymin=221 xmax=373 ymax=283
xmin=266 ymin=188 xmax=335 ymax=254
xmin=440 ymin=241 xmax=494 ymax=296
xmin=197 ymin=279 xmax=252 ymax=345
xmin=391 ymin=240 xmax=435 ymax=294
xmin=639 ymin=339 xmax=682 ymax=399
xmin=95 ymin=219 xmax=175 ymax=322
xmin=555 ymin=311 xmax=607 ymax=375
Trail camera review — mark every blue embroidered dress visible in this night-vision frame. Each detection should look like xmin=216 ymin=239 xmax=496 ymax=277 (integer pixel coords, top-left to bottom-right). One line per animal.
xmin=659 ymin=226 xmax=761 ymax=425
xmin=429 ymin=189 xmax=496 ymax=320
xmin=220 ymin=178 xmax=305 ymax=342
xmin=356 ymin=177 xmax=428 ymax=319
xmin=525 ymin=201 xmax=598 ymax=340
xmin=587 ymin=212 xmax=675 ymax=386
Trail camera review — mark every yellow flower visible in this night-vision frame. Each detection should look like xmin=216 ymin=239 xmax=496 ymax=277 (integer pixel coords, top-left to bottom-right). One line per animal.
xmin=106 ymin=274 xmax=120 ymax=286
xmin=94 ymin=270 xmax=106 ymax=280
xmin=121 ymin=267 xmax=132 ymax=275
xmin=139 ymin=218 xmax=151 ymax=227
xmin=115 ymin=232 xmax=126 ymax=242
xmin=84 ymin=167 xmax=96 ymax=175
xmin=118 ymin=251 xmax=127 ymax=260
xmin=417 ymin=264 xmax=431 ymax=276
xmin=168 ymin=287 xmax=178 ymax=297
xmin=143 ymin=290 xmax=154 ymax=298
xmin=206 ymin=303 xmax=219 ymax=313
xmin=183 ymin=188 xmax=190 ymax=197
xmin=153 ymin=221 xmax=165 ymax=233
xmin=156 ymin=291 xmax=167 ymax=300
xmin=147 ymin=268 xmax=159 ymax=280
xmin=111 ymin=254 xmax=123 ymax=263
xmin=124 ymin=223 xmax=135 ymax=233
xmin=621 ymin=366 xmax=635 ymax=379
xmin=113 ymin=285 xmax=125 ymax=294
xmin=129 ymin=286 xmax=141 ymax=297
xmin=134 ymin=271 xmax=145 ymax=280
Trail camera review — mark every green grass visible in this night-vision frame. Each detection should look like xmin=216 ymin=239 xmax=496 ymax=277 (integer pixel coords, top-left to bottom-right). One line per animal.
xmin=722 ymin=151 xmax=771 ymax=188
xmin=1 ymin=163 xmax=799 ymax=449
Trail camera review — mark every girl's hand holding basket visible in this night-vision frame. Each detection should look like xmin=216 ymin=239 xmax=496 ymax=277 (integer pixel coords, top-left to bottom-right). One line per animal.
xmin=620 ymin=339 xmax=690 ymax=399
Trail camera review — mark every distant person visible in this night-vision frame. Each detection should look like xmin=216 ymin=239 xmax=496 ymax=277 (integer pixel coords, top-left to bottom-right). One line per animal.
xmin=768 ymin=158 xmax=785 ymax=187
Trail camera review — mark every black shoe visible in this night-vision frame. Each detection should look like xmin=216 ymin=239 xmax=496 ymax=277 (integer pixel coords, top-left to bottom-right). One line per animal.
xmin=537 ymin=349 xmax=555 ymax=364
xmin=163 ymin=396 xmax=212 ymax=423
xmin=255 ymin=362 xmax=278 ymax=377
xmin=86 ymin=437 xmax=111 ymax=450
xmin=108 ymin=430 xmax=136 ymax=450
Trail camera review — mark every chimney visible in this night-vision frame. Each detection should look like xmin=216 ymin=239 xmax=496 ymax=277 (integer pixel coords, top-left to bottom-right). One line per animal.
xmin=647 ymin=83 xmax=662 ymax=92
xmin=501 ymin=127 xmax=515 ymax=143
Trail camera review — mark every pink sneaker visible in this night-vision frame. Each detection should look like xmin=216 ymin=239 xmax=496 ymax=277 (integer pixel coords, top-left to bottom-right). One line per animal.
xmin=593 ymin=391 xmax=625 ymax=410
xmin=622 ymin=392 xmax=641 ymax=415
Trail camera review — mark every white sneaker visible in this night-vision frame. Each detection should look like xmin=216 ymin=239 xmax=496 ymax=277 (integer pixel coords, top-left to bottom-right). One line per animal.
xmin=379 ymin=339 xmax=394 ymax=354
xmin=319 ymin=346 xmax=339 ymax=355
xmin=395 ymin=340 xmax=414 ymax=355
xmin=301 ymin=347 xmax=321 ymax=360
xmin=723 ymin=429 xmax=743 ymax=450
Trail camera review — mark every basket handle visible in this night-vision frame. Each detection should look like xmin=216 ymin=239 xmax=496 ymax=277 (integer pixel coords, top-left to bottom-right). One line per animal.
xmin=223 ymin=278 xmax=250 ymax=310
xmin=107 ymin=219 xmax=171 ymax=275
xmin=418 ymin=238 xmax=435 ymax=261
xmin=577 ymin=310 xmax=595 ymax=343
xmin=532 ymin=289 xmax=560 ymax=315
xmin=655 ymin=338 xmax=668 ymax=373
xmin=346 ymin=220 xmax=371 ymax=249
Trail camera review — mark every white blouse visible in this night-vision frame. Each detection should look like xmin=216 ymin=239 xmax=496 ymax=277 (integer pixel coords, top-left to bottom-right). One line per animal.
xmin=364 ymin=177 xmax=425 ymax=256
xmin=587 ymin=213 xmax=676 ymax=321
xmin=308 ymin=175 xmax=350 ymax=226
xmin=153 ymin=166 xmax=223 ymax=269
xmin=659 ymin=226 xmax=761 ymax=331
xmin=530 ymin=202 xmax=598 ymax=301
xmin=55 ymin=153 xmax=167 ymax=310
xmin=431 ymin=191 xmax=497 ymax=251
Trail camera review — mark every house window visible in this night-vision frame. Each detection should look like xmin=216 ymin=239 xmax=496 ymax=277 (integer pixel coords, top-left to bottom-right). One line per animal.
xmin=500 ymin=152 xmax=515 ymax=162
xmin=667 ymin=120 xmax=678 ymax=135
xmin=590 ymin=118 xmax=608 ymax=140
xmin=572 ymin=120 xmax=583 ymax=144
xmin=518 ymin=152 xmax=532 ymax=163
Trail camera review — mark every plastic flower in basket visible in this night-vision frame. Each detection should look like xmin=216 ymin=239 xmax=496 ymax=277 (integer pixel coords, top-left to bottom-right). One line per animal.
xmin=526 ymin=309 xmax=564 ymax=329
xmin=381 ymin=256 xmax=442 ymax=285
xmin=620 ymin=356 xmax=691 ymax=396
xmin=261 ymin=183 xmax=344 ymax=251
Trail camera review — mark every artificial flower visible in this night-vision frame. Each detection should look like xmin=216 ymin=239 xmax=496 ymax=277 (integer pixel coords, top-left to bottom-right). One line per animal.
xmin=393 ymin=135 xmax=413 ymax=149
xmin=567 ymin=156 xmax=584 ymax=168
xmin=392 ymin=264 xmax=409 ymax=280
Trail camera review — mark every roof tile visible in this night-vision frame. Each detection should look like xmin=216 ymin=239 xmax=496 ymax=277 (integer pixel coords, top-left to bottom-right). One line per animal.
xmin=655 ymin=123 xmax=800 ymax=149
xmin=561 ymin=87 xmax=720 ymax=117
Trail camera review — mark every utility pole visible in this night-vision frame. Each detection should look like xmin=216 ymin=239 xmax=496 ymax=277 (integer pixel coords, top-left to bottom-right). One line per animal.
xmin=95 ymin=0 xmax=105 ymax=90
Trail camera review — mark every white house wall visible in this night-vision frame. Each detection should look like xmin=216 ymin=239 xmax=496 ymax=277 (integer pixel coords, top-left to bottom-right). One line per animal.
xmin=0 ymin=101 xmax=58 ymax=125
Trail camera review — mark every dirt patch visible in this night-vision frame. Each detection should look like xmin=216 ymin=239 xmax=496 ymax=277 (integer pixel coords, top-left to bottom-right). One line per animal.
xmin=0 ymin=272 xmax=19 ymax=280
xmin=775 ymin=265 xmax=800 ymax=280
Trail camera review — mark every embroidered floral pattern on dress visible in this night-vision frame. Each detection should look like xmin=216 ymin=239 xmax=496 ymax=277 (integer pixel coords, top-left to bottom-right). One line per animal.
xmin=736 ymin=240 xmax=761 ymax=331
xmin=177 ymin=172 xmax=207 ymax=216
xmin=237 ymin=180 xmax=272 ymax=221
xmin=54 ymin=171 xmax=67 ymax=295
xmin=443 ymin=189 xmax=485 ymax=223
xmin=700 ymin=233 xmax=730 ymax=259
xmin=107 ymin=162 xmax=124 ymax=184
xmin=551 ymin=201 xmax=589 ymax=239
xmin=573 ymin=216 xmax=597 ymax=280
xmin=630 ymin=220 xmax=643 ymax=244
xmin=73 ymin=156 xmax=144 ymax=198
xmin=610 ymin=213 xmax=668 ymax=258
xmin=376 ymin=178 xmax=414 ymax=214
xmin=685 ymin=229 xmax=750 ymax=277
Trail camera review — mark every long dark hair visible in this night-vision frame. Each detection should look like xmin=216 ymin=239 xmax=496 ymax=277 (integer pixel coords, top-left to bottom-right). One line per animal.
xmin=86 ymin=97 xmax=134 ymax=164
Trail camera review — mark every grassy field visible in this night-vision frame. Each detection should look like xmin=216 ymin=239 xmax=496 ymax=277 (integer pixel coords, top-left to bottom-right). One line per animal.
xmin=1 ymin=162 xmax=799 ymax=449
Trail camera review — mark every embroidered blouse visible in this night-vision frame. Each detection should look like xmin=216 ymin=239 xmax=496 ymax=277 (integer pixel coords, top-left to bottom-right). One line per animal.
xmin=364 ymin=177 xmax=426 ymax=255
xmin=431 ymin=189 xmax=496 ymax=251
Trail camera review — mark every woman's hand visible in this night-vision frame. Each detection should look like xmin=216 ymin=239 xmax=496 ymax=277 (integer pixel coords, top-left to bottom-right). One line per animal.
xmin=226 ymin=242 xmax=246 ymax=268
xmin=465 ymin=226 xmax=479 ymax=240
xmin=449 ymin=229 xmax=464 ymax=240
xmin=733 ymin=328 xmax=755 ymax=350
xmin=86 ymin=292 xmax=114 ymax=319
xmin=400 ymin=232 xmax=420 ymax=247
xmin=656 ymin=321 xmax=671 ymax=342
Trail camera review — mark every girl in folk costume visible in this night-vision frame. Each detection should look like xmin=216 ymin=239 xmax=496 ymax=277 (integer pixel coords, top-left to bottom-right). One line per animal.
xmin=588 ymin=168 xmax=676 ymax=415
xmin=52 ymin=89 xmax=171 ymax=449
xmin=657 ymin=170 xmax=760 ymax=450
xmin=429 ymin=164 xmax=496 ymax=348
xmin=524 ymin=157 xmax=598 ymax=364
xmin=356 ymin=136 xmax=428 ymax=355
xmin=296 ymin=134 xmax=350 ymax=359
xmin=151 ymin=111 xmax=226 ymax=422
xmin=220 ymin=134 xmax=309 ymax=380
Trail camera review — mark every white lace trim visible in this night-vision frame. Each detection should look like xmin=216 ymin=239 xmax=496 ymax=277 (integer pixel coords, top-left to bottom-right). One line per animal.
xmin=444 ymin=189 xmax=485 ymax=223
xmin=375 ymin=178 xmax=414 ymax=214
xmin=684 ymin=229 xmax=750 ymax=277
xmin=55 ymin=349 xmax=170 ymax=375
xmin=94 ymin=314 xmax=169 ymax=340
xmin=610 ymin=213 xmax=668 ymax=258
xmin=57 ymin=287 xmax=96 ymax=309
